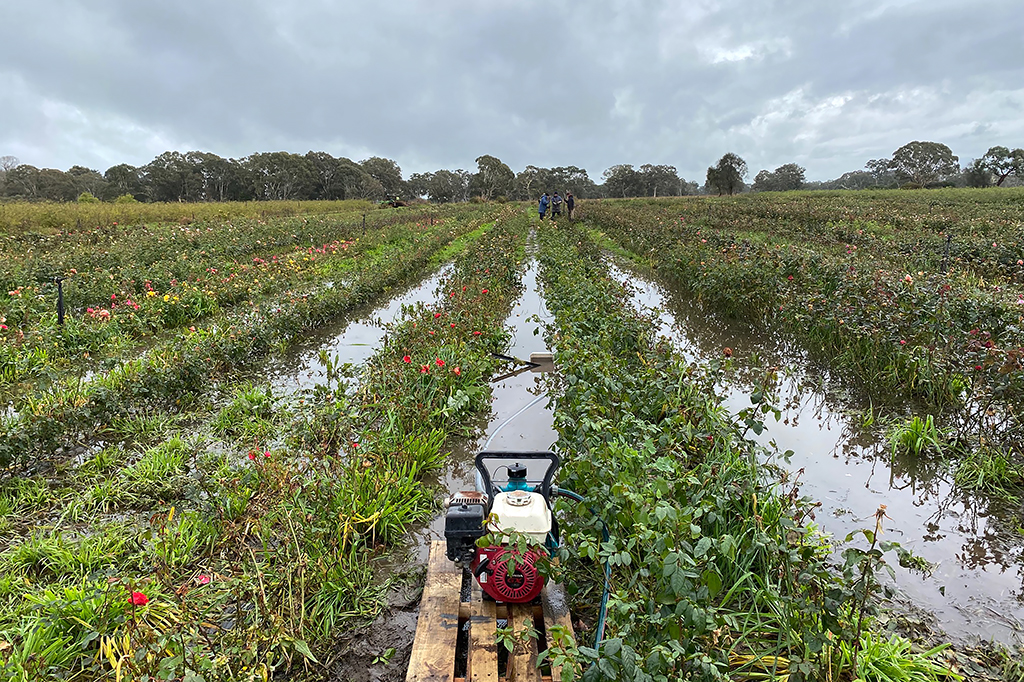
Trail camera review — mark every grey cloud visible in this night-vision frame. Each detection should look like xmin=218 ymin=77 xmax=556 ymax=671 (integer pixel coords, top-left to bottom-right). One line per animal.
xmin=1 ymin=0 xmax=1022 ymax=182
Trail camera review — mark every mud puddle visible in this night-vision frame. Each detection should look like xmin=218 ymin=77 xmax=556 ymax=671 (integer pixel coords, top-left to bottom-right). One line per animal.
xmin=605 ymin=260 xmax=1024 ymax=647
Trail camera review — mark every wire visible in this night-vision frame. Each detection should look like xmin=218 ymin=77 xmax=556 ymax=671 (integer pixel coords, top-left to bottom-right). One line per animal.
xmin=554 ymin=487 xmax=612 ymax=651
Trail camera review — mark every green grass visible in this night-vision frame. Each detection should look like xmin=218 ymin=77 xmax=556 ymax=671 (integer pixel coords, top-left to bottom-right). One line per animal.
xmin=887 ymin=414 xmax=946 ymax=457
xmin=837 ymin=633 xmax=960 ymax=682
xmin=954 ymin=445 xmax=1024 ymax=500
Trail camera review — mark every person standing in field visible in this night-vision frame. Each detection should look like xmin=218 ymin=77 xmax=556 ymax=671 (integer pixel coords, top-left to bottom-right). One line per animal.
xmin=566 ymin=192 xmax=575 ymax=220
xmin=538 ymin=192 xmax=550 ymax=220
xmin=551 ymin=192 xmax=563 ymax=219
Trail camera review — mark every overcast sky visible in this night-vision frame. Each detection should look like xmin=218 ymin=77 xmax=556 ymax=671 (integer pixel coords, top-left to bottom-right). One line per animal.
xmin=1 ymin=0 xmax=1022 ymax=183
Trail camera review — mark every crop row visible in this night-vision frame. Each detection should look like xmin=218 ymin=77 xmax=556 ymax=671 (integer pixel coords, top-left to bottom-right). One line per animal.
xmin=0 ymin=204 xmax=489 ymax=392
xmin=0 ymin=209 xmax=532 ymax=680
xmin=581 ymin=195 xmax=1024 ymax=493
xmin=0 ymin=198 xmax=380 ymax=235
xmin=0 ymin=208 xmax=495 ymax=470
xmin=532 ymin=221 xmax=956 ymax=681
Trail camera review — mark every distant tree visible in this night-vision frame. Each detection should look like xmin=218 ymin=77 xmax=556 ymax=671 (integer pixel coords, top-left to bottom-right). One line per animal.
xmin=407 ymin=172 xmax=432 ymax=199
xmin=513 ymin=165 xmax=544 ymax=200
xmin=103 ymin=164 xmax=145 ymax=201
xmin=979 ymin=146 xmax=1024 ymax=186
xmin=244 ymin=152 xmax=314 ymax=200
xmin=360 ymin=157 xmax=405 ymax=198
xmin=3 ymin=164 xmax=39 ymax=198
xmin=963 ymin=158 xmax=993 ymax=188
xmin=602 ymin=164 xmax=643 ymax=197
xmin=67 ymin=165 xmax=107 ymax=198
xmin=548 ymin=166 xmax=596 ymax=198
xmin=829 ymin=170 xmax=878 ymax=190
xmin=38 ymin=169 xmax=78 ymax=201
xmin=680 ymin=179 xmax=700 ymax=195
xmin=864 ymin=158 xmax=896 ymax=187
xmin=705 ymin=153 xmax=747 ymax=195
xmin=305 ymin=151 xmax=341 ymax=200
xmin=887 ymin=141 xmax=959 ymax=186
xmin=752 ymin=163 xmax=805 ymax=192
xmin=184 ymin=152 xmax=240 ymax=201
xmin=469 ymin=155 xmax=514 ymax=200
xmin=426 ymin=169 xmax=470 ymax=203
xmin=357 ymin=175 xmax=386 ymax=200
xmin=638 ymin=164 xmax=681 ymax=197
xmin=0 ymin=155 xmax=17 ymax=195
xmin=144 ymin=151 xmax=204 ymax=202
xmin=332 ymin=160 xmax=371 ymax=200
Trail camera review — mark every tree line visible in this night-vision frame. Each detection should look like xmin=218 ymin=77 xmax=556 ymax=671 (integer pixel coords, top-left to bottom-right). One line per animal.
xmin=0 ymin=140 xmax=1020 ymax=205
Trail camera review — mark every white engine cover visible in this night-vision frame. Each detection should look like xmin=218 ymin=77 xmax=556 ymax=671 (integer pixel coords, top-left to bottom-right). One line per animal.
xmin=488 ymin=490 xmax=551 ymax=543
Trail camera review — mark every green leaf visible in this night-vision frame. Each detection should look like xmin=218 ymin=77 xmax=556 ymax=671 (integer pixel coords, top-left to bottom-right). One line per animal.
xmin=292 ymin=639 xmax=319 ymax=663
xmin=703 ymin=568 xmax=723 ymax=596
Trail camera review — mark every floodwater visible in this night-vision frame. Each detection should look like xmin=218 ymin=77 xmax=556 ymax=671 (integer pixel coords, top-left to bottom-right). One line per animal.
xmin=605 ymin=261 xmax=1024 ymax=647
xmin=410 ymin=257 xmax=558 ymax=559
xmin=330 ymin=256 xmax=558 ymax=681
xmin=266 ymin=266 xmax=452 ymax=393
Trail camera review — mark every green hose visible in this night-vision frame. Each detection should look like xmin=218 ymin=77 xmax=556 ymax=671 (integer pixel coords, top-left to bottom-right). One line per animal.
xmin=554 ymin=487 xmax=611 ymax=651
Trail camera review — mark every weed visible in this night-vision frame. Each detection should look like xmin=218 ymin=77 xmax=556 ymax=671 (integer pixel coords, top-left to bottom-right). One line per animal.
xmin=888 ymin=414 xmax=946 ymax=457
xmin=954 ymin=445 xmax=1024 ymax=500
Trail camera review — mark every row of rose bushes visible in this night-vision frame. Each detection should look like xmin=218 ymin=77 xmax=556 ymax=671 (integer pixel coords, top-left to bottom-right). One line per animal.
xmin=581 ymin=197 xmax=1024 ymax=457
xmin=0 ymin=198 xmax=377 ymax=235
xmin=0 ymin=209 xmax=495 ymax=470
xmin=533 ymin=221 xmax=952 ymax=681
xmin=0 ymin=205 xmax=488 ymax=388
xmin=621 ymin=189 xmax=1024 ymax=281
xmin=0 ymin=208 xmax=533 ymax=680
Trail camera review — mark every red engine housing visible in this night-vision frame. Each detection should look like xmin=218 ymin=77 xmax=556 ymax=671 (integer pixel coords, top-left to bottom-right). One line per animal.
xmin=472 ymin=545 xmax=544 ymax=603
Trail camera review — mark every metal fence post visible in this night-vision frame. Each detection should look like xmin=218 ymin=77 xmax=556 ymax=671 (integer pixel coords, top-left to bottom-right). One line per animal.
xmin=55 ymin=276 xmax=65 ymax=326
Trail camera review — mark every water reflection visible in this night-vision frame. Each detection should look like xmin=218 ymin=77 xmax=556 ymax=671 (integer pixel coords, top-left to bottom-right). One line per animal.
xmin=265 ymin=266 xmax=452 ymax=393
xmin=605 ymin=257 xmax=1024 ymax=646
xmin=411 ymin=257 xmax=558 ymax=560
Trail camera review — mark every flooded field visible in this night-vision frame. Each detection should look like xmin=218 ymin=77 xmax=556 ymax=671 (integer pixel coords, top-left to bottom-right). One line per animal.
xmin=607 ymin=259 xmax=1024 ymax=647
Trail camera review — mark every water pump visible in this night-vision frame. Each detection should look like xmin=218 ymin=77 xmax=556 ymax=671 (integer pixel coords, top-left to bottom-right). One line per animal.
xmin=444 ymin=451 xmax=560 ymax=604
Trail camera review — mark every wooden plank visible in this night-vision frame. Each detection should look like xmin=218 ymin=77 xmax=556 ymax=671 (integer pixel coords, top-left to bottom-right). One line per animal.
xmin=540 ymin=584 xmax=575 ymax=682
xmin=507 ymin=604 xmax=541 ymax=682
xmin=407 ymin=541 xmax=463 ymax=682
xmin=469 ymin=582 xmax=499 ymax=682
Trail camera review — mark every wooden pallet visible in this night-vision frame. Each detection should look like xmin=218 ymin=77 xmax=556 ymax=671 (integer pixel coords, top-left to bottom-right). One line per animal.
xmin=407 ymin=541 xmax=575 ymax=682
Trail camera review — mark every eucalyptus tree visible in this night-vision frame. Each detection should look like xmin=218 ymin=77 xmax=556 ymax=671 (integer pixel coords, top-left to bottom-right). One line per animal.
xmin=705 ymin=153 xmax=747 ymax=195
xmin=360 ymin=156 xmax=405 ymax=198
xmin=469 ymin=155 xmax=514 ymax=200
xmin=979 ymin=146 xmax=1024 ymax=186
xmin=886 ymin=141 xmax=959 ymax=186
xmin=752 ymin=163 xmax=806 ymax=192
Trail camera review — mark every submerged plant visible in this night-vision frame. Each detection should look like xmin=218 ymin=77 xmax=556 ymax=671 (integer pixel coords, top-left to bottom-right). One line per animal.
xmin=888 ymin=414 xmax=946 ymax=457
xmin=954 ymin=445 xmax=1024 ymax=500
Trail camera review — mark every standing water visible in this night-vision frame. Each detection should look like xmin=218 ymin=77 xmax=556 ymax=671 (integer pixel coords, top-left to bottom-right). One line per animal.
xmin=411 ymin=257 xmax=558 ymax=559
xmin=266 ymin=266 xmax=452 ymax=393
xmin=606 ymin=261 xmax=1024 ymax=647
